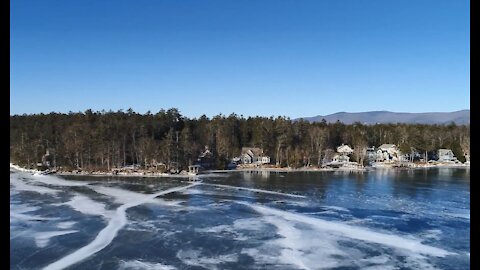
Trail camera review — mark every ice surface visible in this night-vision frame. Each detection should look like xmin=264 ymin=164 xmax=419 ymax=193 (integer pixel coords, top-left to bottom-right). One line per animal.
xmin=196 ymin=217 xmax=270 ymax=241
xmin=34 ymin=230 xmax=78 ymax=248
xmin=232 ymin=217 xmax=269 ymax=231
xmin=57 ymin=221 xmax=76 ymax=229
xmin=90 ymin=186 xmax=150 ymax=204
xmin=241 ymin=214 xmax=348 ymax=269
xmin=442 ymin=212 xmax=470 ymax=220
xmin=118 ymin=260 xmax=176 ymax=270
xmin=236 ymin=202 xmax=456 ymax=269
xmin=241 ymin=202 xmax=454 ymax=257
xmin=31 ymin=174 xmax=89 ymax=187
xmin=10 ymin=166 xmax=468 ymax=269
xmin=10 ymin=203 xmax=58 ymax=224
xmin=176 ymin=249 xmax=238 ymax=270
xmin=322 ymin=205 xmax=350 ymax=212
xmin=42 ymin=182 xmax=200 ymax=270
xmin=59 ymin=194 xmax=112 ymax=218
xmin=10 ymin=212 xmax=58 ymax=223
xmin=421 ymin=229 xmax=443 ymax=240
xmin=201 ymin=183 xmax=306 ymax=198
xmin=10 ymin=174 xmax=60 ymax=195
xmin=10 ymin=163 xmax=38 ymax=173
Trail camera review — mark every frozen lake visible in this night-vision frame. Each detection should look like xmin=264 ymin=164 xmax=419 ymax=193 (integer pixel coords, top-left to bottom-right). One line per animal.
xmin=10 ymin=167 xmax=470 ymax=269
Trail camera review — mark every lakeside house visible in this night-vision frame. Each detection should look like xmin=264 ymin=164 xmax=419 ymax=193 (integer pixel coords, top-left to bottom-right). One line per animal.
xmin=324 ymin=144 xmax=362 ymax=168
xmin=332 ymin=144 xmax=354 ymax=163
xmin=337 ymin=144 xmax=354 ymax=155
xmin=37 ymin=149 xmax=54 ymax=170
xmin=376 ymin=144 xmax=401 ymax=162
xmin=437 ymin=149 xmax=458 ymax=163
xmin=238 ymin=147 xmax=271 ymax=166
xmin=195 ymin=145 xmax=215 ymax=169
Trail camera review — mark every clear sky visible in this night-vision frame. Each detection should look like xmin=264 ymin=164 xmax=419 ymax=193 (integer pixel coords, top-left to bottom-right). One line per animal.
xmin=10 ymin=0 xmax=469 ymax=118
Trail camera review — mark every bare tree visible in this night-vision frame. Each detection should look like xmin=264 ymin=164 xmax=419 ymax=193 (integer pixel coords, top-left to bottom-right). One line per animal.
xmin=309 ymin=126 xmax=327 ymax=167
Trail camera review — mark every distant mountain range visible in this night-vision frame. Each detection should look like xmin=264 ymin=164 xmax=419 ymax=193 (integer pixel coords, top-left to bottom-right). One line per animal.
xmin=296 ymin=110 xmax=470 ymax=125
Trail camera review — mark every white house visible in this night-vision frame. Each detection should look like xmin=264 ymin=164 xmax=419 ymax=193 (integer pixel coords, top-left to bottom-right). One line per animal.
xmin=324 ymin=144 xmax=356 ymax=167
xmin=337 ymin=144 xmax=354 ymax=155
xmin=240 ymin=147 xmax=271 ymax=165
xmin=260 ymin=156 xmax=271 ymax=164
xmin=376 ymin=144 xmax=401 ymax=162
xmin=332 ymin=154 xmax=350 ymax=163
xmin=437 ymin=149 xmax=457 ymax=162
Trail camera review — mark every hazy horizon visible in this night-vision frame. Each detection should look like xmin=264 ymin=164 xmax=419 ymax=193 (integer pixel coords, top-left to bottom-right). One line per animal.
xmin=9 ymin=107 xmax=470 ymax=120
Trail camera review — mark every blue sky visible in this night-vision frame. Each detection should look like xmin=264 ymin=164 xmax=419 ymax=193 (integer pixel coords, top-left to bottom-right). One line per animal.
xmin=10 ymin=0 xmax=469 ymax=118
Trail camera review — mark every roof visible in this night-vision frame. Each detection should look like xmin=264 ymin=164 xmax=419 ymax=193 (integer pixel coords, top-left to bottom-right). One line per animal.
xmin=337 ymin=144 xmax=353 ymax=153
xmin=378 ymin=144 xmax=396 ymax=150
xmin=199 ymin=149 xmax=212 ymax=158
xmin=241 ymin=147 xmax=264 ymax=156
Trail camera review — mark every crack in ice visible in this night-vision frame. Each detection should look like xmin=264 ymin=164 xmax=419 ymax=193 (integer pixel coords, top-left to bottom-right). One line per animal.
xmin=42 ymin=182 xmax=201 ymax=270
xmin=201 ymin=183 xmax=306 ymax=198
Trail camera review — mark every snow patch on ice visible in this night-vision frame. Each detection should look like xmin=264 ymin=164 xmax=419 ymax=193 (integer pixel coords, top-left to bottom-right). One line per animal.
xmin=421 ymin=229 xmax=443 ymax=240
xmin=34 ymin=230 xmax=78 ymax=248
xmin=118 ymin=260 xmax=176 ymax=270
xmin=176 ymin=249 xmax=237 ymax=270
xmin=196 ymin=224 xmax=233 ymax=233
xmin=59 ymin=194 xmax=112 ymax=218
xmin=10 ymin=174 xmax=60 ymax=195
xmin=195 ymin=217 xmax=268 ymax=241
xmin=31 ymin=174 xmax=89 ymax=187
xmin=10 ymin=203 xmax=58 ymax=224
xmin=241 ymin=202 xmax=454 ymax=257
xmin=443 ymin=212 xmax=470 ymax=220
xmin=232 ymin=217 xmax=269 ymax=230
xmin=90 ymin=186 xmax=149 ymax=204
xmin=241 ymin=214 xmax=348 ymax=269
xmin=322 ymin=205 xmax=350 ymax=212
xmin=237 ymin=202 xmax=454 ymax=270
xmin=10 ymin=163 xmax=39 ymax=173
xmin=57 ymin=221 xmax=77 ymax=229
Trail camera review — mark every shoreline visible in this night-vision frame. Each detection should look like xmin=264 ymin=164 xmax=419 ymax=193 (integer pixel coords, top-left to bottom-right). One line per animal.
xmin=11 ymin=163 xmax=469 ymax=179
xmin=55 ymin=171 xmax=200 ymax=178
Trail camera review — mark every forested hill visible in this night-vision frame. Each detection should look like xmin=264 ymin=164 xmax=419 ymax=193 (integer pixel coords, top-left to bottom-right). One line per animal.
xmin=10 ymin=108 xmax=470 ymax=170
xmin=297 ymin=110 xmax=470 ymax=125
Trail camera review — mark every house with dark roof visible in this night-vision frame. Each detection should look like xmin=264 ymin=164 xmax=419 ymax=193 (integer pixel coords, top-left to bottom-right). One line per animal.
xmin=195 ymin=145 xmax=215 ymax=169
xmin=239 ymin=147 xmax=271 ymax=165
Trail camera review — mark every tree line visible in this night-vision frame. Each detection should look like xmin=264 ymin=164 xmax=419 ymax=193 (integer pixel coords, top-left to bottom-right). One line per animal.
xmin=10 ymin=108 xmax=470 ymax=171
